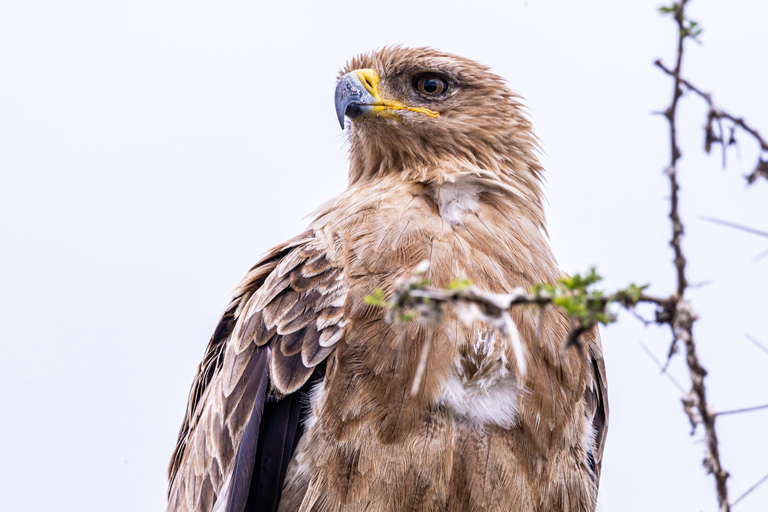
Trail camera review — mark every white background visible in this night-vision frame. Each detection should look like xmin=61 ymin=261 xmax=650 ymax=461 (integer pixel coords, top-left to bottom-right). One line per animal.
xmin=1 ymin=1 xmax=766 ymax=511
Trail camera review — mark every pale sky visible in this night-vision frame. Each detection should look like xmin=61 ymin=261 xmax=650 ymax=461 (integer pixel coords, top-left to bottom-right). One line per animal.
xmin=1 ymin=1 xmax=767 ymax=511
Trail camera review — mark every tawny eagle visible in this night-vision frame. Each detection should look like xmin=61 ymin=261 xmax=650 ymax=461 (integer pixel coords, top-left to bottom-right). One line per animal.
xmin=167 ymin=46 xmax=608 ymax=512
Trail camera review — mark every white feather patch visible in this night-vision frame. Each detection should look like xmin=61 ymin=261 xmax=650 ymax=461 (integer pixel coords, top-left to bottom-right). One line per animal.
xmin=440 ymin=331 xmax=521 ymax=428
xmin=433 ymin=180 xmax=481 ymax=225
xmin=440 ymin=373 xmax=520 ymax=428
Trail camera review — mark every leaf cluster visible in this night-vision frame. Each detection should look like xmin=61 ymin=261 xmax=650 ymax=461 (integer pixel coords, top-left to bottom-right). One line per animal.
xmin=365 ymin=265 xmax=650 ymax=333
xmin=659 ymin=2 xmax=703 ymax=41
xmin=532 ymin=268 xmax=648 ymax=328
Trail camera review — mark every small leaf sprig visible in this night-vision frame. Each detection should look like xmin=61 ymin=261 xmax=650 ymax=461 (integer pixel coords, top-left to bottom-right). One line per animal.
xmin=365 ymin=263 xmax=650 ymax=353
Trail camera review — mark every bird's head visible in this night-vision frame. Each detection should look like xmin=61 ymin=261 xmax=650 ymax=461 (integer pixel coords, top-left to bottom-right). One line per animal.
xmin=336 ymin=46 xmax=543 ymax=187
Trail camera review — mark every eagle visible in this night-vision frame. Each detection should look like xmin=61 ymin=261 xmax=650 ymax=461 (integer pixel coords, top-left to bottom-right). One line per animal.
xmin=167 ymin=46 xmax=608 ymax=512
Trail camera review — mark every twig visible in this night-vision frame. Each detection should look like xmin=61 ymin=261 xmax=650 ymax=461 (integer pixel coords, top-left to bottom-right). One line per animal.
xmin=640 ymin=341 xmax=686 ymax=393
xmin=699 ymin=216 xmax=768 ymax=238
xmin=753 ymin=248 xmax=768 ymax=262
xmin=410 ymin=324 xmax=433 ymax=396
xmin=746 ymin=334 xmax=768 ymax=356
xmin=714 ymin=403 xmax=768 ymax=418
xmin=654 ymin=59 xmax=768 ymax=186
xmin=662 ymin=2 xmax=689 ymax=298
xmin=387 ymin=274 xmax=664 ymax=357
xmin=731 ymin=470 xmax=768 ymax=508
xmin=628 ymin=308 xmax=654 ymax=326
xmin=655 ymin=61 xmax=768 ymax=153
xmin=699 ymin=216 xmax=768 ymax=261
xmin=747 ymin=159 xmax=768 ymax=185
xmin=384 ymin=269 xmax=677 ymax=369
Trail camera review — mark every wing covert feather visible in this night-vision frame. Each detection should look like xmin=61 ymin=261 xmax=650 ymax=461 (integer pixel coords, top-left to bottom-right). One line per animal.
xmin=167 ymin=231 xmax=347 ymax=512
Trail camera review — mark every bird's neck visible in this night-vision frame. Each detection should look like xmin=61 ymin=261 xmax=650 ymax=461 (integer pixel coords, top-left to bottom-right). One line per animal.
xmin=346 ymin=130 xmax=548 ymax=230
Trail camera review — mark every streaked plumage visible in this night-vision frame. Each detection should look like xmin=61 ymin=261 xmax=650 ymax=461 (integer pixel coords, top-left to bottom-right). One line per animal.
xmin=168 ymin=46 xmax=608 ymax=512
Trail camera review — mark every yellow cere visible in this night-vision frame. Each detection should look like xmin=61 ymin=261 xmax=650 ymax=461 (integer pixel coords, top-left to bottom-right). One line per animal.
xmin=355 ymin=68 xmax=440 ymax=120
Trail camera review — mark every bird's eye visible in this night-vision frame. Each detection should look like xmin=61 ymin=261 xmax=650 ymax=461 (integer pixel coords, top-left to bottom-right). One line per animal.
xmin=413 ymin=73 xmax=449 ymax=96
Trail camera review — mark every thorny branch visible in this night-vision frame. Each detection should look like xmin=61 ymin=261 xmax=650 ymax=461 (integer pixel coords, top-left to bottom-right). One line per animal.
xmin=654 ymin=60 xmax=768 ymax=185
xmin=367 ymin=265 xmax=651 ymax=395
xmin=658 ymin=1 xmax=731 ymax=509
xmin=369 ymin=265 xmax=654 ymax=355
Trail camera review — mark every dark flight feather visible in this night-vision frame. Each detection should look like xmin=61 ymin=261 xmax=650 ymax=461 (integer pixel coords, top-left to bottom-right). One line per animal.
xmin=246 ymin=367 xmax=324 ymax=512
xmin=167 ymin=234 xmax=346 ymax=512
xmin=221 ymin=347 xmax=270 ymax=512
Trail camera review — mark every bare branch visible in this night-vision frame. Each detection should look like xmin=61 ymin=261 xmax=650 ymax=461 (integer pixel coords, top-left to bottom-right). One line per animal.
xmin=654 ymin=57 xmax=768 ymax=186
xmin=753 ymin=248 xmax=768 ymax=262
xmin=731 ymin=470 xmax=768 ymax=508
xmin=714 ymin=403 xmax=768 ymax=418
xmin=747 ymin=159 xmax=768 ymax=185
xmin=699 ymin=217 xmax=768 ymax=261
xmin=628 ymin=308 xmax=654 ymax=326
xmin=657 ymin=2 xmax=731 ymax=509
xmin=655 ymin=61 xmax=768 ymax=154
xmin=699 ymin=216 xmax=768 ymax=238
xmin=378 ymin=267 xmax=660 ymax=361
xmin=640 ymin=341 xmax=686 ymax=394
xmin=410 ymin=324 xmax=434 ymax=396
xmin=746 ymin=334 xmax=768 ymax=356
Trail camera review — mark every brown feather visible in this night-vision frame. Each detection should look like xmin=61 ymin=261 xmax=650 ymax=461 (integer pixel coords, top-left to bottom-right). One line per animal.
xmin=301 ymin=339 xmax=336 ymax=368
xmin=302 ymin=253 xmax=330 ymax=277
xmin=278 ymin=291 xmax=323 ymax=333
xmin=270 ymin=349 xmax=316 ymax=395
xmin=279 ymin=327 xmax=307 ymax=356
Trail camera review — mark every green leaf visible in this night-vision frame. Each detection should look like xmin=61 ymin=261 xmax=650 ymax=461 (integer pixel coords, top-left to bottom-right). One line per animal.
xmin=363 ymin=288 xmax=387 ymax=308
xmin=595 ymin=312 xmax=616 ymax=325
xmin=411 ymin=278 xmax=432 ymax=289
xmin=447 ymin=278 xmax=473 ymax=291
xmin=659 ymin=4 xmax=677 ymax=15
xmin=615 ymin=282 xmax=649 ymax=306
xmin=558 ymin=267 xmax=602 ymax=292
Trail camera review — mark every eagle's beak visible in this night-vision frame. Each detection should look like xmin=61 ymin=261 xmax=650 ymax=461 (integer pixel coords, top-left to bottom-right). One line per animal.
xmin=334 ymin=69 xmax=439 ymax=129
xmin=334 ymin=69 xmax=378 ymax=129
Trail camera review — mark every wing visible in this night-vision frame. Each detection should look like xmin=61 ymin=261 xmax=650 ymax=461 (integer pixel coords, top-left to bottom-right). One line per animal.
xmin=167 ymin=231 xmax=346 ymax=512
xmin=584 ymin=334 xmax=609 ymax=485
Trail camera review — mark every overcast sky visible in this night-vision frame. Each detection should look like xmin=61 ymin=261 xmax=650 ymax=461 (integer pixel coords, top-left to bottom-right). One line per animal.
xmin=1 ymin=1 xmax=767 ymax=511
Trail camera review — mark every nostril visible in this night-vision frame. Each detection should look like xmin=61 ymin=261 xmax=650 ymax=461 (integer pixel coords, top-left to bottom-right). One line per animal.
xmin=356 ymin=70 xmax=378 ymax=94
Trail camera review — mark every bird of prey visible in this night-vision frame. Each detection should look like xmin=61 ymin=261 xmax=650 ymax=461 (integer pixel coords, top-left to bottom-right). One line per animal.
xmin=167 ymin=46 xmax=608 ymax=512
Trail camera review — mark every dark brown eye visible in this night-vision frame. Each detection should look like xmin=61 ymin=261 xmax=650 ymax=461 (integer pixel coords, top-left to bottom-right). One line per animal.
xmin=413 ymin=73 xmax=449 ymax=96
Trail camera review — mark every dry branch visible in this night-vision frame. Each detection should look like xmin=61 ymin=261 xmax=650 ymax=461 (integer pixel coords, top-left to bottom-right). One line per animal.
xmin=657 ymin=2 xmax=731 ymax=509
xmin=654 ymin=47 xmax=767 ymax=186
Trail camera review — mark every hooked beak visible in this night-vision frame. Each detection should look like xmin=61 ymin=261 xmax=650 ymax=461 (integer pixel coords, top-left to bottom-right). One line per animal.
xmin=334 ymin=69 xmax=439 ymax=129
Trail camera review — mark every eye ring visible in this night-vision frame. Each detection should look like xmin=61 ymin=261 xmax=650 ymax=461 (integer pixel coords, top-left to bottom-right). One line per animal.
xmin=412 ymin=73 xmax=449 ymax=97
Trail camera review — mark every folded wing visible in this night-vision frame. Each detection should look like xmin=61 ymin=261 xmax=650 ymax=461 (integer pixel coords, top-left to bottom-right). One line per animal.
xmin=167 ymin=231 xmax=346 ymax=512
